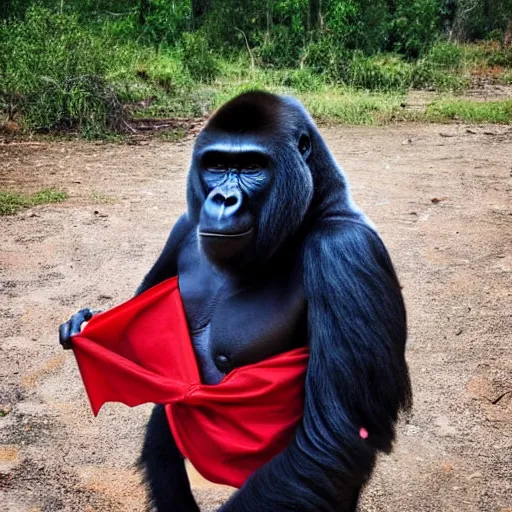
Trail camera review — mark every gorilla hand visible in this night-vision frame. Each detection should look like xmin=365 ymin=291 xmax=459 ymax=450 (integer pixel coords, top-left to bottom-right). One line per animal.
xmin=59 ymin=308 xmax=98 ymax=349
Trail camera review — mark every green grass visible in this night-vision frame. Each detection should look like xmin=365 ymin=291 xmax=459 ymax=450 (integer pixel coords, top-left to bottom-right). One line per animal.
xmin=298 ymin=89 xmax=405 ymax=124
xmin=0 ymin=188 xmax=67 ymax=215
xmin=425 ymin=99 xmax=512 ymax=124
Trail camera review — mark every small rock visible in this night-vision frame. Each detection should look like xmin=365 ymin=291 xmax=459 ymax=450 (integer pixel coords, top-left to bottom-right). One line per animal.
xmin=467 ymin=376 xmax=494 ymax=402
xmin=441 ymin=461 xmax=454 ymax=473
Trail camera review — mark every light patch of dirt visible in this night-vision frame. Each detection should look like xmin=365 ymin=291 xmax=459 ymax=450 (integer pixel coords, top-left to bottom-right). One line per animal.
xmin=0 ymin=123 xmax=511 ymax=511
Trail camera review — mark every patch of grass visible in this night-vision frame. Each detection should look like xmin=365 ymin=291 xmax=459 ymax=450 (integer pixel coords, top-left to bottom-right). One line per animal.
xmin=212 ymin=78 xmax=405 ymax=125
xmin=157 ymin=127 xmax=188 ymax=142
xmin=91 ymin=191 xmax=116 ymax=204
xmin=424 ymin=99 xmax=512 ymax=124
xmin=0 ymin=188 xmax=67 ymax=215
xmin=298 ymin=89 xmax=405 ymax=124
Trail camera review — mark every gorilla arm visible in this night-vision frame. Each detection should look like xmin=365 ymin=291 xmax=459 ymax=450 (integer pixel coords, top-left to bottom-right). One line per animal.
xmin=136 ymin=214 xmax=192 ymax=295
xmin=59 ymin=215 xmax=192 ymax=349
xmin=219 ymin=220 xmax=411 ymax=512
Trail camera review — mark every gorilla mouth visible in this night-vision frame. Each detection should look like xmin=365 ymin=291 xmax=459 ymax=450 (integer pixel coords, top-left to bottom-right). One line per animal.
xmin=199 ymin=228 xmax=254 ymax=238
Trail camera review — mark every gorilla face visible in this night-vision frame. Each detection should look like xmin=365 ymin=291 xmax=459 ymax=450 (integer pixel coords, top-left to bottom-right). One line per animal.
xmin=197 ymin=147 xmax=272 ymax=265
xmin=187 ymin=92 xmax=315 ymax=271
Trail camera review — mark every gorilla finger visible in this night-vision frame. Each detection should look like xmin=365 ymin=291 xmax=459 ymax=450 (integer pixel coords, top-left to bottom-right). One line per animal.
xmin=70 ymin=312 xmax=87 ymax=336
xmin=59 ymin=323 xmax=73 ymax=350
xmin=78 ymin=308 xmax=94 ymax=321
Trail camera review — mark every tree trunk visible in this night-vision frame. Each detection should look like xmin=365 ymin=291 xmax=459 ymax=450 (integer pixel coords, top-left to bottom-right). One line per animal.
xmin=138 ymin=0 xmax=150 ymax=26
xmin=309 ymin=0 xmax=322 ymax=30
xmin=443 ymin=0 xmax=457 ymax=35
xmin=192 ymin=0 xmax=212 ymax=19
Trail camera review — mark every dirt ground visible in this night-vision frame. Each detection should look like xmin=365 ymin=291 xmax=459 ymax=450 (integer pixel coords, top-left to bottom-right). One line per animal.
xmin=0 ymin=123 xmax=511 ymax=512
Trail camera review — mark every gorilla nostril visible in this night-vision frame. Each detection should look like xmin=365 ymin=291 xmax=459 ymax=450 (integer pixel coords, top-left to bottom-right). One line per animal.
xmin=212 ymin=193 xmax=225 ymax=205
xmin=225 ymin=196 xmax=238 ymax=207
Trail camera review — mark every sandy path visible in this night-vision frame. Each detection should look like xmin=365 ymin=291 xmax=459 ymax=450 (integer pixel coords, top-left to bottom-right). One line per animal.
xmin=0 ymin=123 xmax=511 ymax=512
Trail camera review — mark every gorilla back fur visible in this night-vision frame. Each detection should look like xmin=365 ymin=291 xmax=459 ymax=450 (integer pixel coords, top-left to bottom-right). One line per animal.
xmin=204 ymin=93 xmax=412 ymax=510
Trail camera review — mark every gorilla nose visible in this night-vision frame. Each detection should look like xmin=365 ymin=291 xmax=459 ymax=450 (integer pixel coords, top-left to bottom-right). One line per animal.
xmin=205 ymin=187 xmax=243 ymax=220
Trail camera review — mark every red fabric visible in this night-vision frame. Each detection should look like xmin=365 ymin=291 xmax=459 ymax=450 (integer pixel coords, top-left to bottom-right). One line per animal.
xmin=71 ymin=277 xmax=309 ymax=488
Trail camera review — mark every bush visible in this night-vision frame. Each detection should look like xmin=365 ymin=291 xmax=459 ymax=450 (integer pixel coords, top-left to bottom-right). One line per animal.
xmin=427 ymin=42 xmax=463 ymax=69
xmin=181 ymin=32 xmax=219 ymax=82
xmin=22 ymin=75 xmax=123 ymax=135
xmin=344 ymin=53 xmax=412 ymax=91
xmin=255 ymin=25 xmax=304 ymax=68
xmin=303 ymin=38 xmax=349 ymax=79
xmin=279 ymin=68 xmax=323 ymax=92
xmin=391 ymin=0 xmax=444 ymax=58
xmin=136 ymin=0 xmax=191 ymax=46
xmin=0 ymin=6 xmax=120 ymax=135
xmin=488 ymin=49 xmax=512 ymax=68
xmin=411 ymin=60 xmax=467 ymax=91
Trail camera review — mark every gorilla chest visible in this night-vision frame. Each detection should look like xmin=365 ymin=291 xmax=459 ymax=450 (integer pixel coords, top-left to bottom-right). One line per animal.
xmin=177 ymin=251 xmax=307 ymax=384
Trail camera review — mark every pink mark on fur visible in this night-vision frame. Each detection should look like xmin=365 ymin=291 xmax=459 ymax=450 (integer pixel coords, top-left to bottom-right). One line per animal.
xmin=359 ymin=427 xmax=369 ymax=439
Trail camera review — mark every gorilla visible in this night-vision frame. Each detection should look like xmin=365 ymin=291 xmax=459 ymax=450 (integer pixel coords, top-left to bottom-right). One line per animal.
xmin=59 ymin=91 xmax=411 ymax=511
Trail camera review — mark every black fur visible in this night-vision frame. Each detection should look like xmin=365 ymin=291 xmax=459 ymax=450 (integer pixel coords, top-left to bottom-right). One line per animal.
xmin=60 ymin=91 xmax=411 ymax=512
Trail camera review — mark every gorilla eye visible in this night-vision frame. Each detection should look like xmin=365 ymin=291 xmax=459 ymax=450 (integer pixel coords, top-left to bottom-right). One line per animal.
xmin=298 ymin=134 xmax=311 ymax=158
xmin=208 ymin=163 xmax=226 ymax=172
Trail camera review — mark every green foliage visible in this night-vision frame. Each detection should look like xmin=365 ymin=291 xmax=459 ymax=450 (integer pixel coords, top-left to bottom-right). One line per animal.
xmin=342 ymin=53 xmax=412 ymax=91
xmin=0 ymin=7 xmax=111 ymax=90
xmin=391 ymin=0 xmax=444 ymax=57
xmin=1 ymin=2 xmax=512 ymax=135
xmin=487 ymin=49 xmax=512 ymax=68
xmin=255 ymin=25 xmax=305 ymax=68
xmin=324 ymin=0 xmax=390 ymax=54
xmin=299 ymin=89 xmax=404 ymax=124
xmin=181 ymin=32 xmax=219 ymax=82
xmin=426 ymin=42 xmax=464 ymax=69
xmin=0 ymin=188 xmax=67 ymax=215
xmin=136 ymin=0 xmax=192 ymax=46
xmin=425 ymin=99 xmax=512 ymax=123
xmin=0 ymin=6 xmax=120 ymax=135
xmin=279 ymin=68 xmax=323 ymax=92
xmin=22 ymin=75 xmax=123 ymax=136
xmin=411 ymin=61 xmax=468 ymax=91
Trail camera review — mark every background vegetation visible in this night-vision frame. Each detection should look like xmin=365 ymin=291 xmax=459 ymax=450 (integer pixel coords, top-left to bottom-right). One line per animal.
xmin=1 ymin=0 xmax=511 ymax=136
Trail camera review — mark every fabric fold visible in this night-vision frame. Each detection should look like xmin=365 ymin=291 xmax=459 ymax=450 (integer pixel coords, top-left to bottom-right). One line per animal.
xmin=71 ymin=276 xmax=309 ymax=488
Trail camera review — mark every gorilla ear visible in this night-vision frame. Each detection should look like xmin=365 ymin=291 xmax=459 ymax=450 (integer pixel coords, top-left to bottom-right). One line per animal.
xmin=298 ymin=134 xmax=311 ymax=160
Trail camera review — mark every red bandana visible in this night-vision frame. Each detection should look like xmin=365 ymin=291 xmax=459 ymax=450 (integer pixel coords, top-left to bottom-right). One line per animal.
xmin=71 ymin=277 xmax=309 ymax=488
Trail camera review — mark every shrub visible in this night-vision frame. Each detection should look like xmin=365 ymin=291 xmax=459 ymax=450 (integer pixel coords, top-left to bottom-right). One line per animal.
xmin=344 ymin=53 xmax=412 ymax=91
xmin=0 ymin=6 xmax=120 ymax=135
xmin=411 ymin=60 xmax=468 ymax=91
xmin=427 ymin=42 xmax=463 ymax=69
xmin=279 ymin=68 xmax=323 ymax=92
xmin=391 ymin=0 xmax=444 ymax=58
xmin=181 ymin=32 xmax=219 ymax=82
xmin=254 ymin=25 xmax=304 ymax=68
xmin=22 ymin=75 xmax=123 ymax=135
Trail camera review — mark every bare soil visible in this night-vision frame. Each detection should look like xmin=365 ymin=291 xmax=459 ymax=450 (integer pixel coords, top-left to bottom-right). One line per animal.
xmin=0 ymin=123 xmax=511 ymax=512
